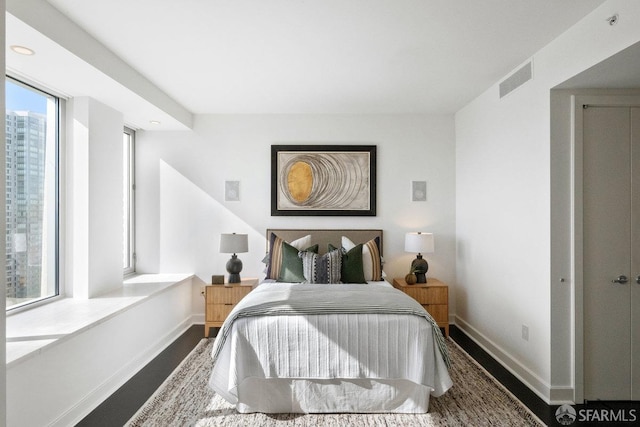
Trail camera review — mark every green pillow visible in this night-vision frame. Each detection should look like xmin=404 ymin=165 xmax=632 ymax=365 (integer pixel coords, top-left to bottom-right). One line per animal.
xmin=277 ymin=243 xmax=319 ymax=282
xmin=329 ymin=243 xmax=366 ymax=284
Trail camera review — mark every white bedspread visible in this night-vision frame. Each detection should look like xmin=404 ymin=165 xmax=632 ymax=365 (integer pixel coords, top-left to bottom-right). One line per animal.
xmin=208 ymin=282 xmax=452 ymax=413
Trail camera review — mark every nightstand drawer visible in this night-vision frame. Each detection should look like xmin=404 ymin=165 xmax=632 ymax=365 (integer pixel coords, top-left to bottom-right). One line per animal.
xmin=403 ymin=287 xmax=447 ymax=305
xmin=206 ymin=286 xmax=252 ymax=304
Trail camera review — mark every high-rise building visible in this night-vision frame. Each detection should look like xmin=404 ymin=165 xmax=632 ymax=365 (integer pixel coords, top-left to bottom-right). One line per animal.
xmin=5 ymin=110 xmax=47 ymax=304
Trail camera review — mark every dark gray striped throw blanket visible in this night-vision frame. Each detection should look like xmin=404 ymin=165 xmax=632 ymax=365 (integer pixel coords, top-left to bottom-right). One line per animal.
xmin=211 ymin=283 xmax=451 ymax=369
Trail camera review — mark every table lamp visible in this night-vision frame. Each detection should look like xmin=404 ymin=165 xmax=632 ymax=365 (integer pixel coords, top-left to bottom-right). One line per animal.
xmin=219 ymin=233 xmax=248 ymax=284
xmin=404 ymin=232 xmax=434 ymax=283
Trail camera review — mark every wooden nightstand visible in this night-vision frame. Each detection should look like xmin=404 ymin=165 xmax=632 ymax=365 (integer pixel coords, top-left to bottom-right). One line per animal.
xmin=204 ymin=278 xmax=258 ymax=337
xmin=393 ymin=277 xmax=449 ymax=337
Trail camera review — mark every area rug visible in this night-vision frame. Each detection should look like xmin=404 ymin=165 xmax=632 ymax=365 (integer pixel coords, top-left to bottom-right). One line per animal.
xmin=126 ymin=338 xmax=543 ymax=426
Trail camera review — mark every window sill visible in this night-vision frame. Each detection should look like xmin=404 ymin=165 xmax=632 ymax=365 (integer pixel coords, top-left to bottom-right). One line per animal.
xmin=6 ymin=273 xmax=194 ymax=367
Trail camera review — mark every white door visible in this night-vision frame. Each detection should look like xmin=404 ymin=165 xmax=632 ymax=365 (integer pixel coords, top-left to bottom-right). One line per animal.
xmin=632 ymin=108 xmax=640 ymax=401
xmin=583 ymin=106 xmax=640 ymax=400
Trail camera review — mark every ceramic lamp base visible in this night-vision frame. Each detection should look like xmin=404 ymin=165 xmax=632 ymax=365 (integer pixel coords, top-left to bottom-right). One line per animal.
xmin=226 ymin=254 xmax=243 ymax=284
xmin=411 ymin=254 xmax=429 ymax=283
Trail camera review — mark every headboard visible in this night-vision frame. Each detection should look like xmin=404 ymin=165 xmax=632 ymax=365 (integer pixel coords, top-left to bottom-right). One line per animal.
xmin=266 ymin=229 xmax=383 ymax=255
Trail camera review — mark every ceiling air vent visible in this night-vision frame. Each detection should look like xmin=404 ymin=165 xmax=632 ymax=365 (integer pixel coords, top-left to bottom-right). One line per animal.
xmin=499 ymin=61 xmax=532 ymax=98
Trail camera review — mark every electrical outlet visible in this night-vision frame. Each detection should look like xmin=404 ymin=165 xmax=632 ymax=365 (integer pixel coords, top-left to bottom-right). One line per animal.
xmin=522 ymin=325 xmax=529 ymax=341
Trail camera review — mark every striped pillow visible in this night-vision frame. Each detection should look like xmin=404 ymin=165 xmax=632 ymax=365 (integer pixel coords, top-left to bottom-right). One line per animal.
xmin=299 ymin=248 xmax=342 ymax=284
xmin=265 ymin=233 xmax=311 ymax=280
xmin=342 ymin=236 xmax=382 ymax=281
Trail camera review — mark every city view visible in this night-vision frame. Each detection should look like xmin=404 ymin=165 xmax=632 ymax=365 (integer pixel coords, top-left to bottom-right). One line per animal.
xmin=5 ymin=79 xmax=57 ymax=309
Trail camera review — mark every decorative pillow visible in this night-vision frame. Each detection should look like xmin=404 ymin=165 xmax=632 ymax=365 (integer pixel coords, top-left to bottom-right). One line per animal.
xmin=329 ymin=243 xmax=366 ymax=284
xmin=277 ymin=242 xmax=319 ymax=283
xmin=265 ymin=233 xmax=312 ymax=280
xmin=342 ymin=236 xmax=382 ymax=281
xmin=299 ymin=248 xmax=342 ymax=284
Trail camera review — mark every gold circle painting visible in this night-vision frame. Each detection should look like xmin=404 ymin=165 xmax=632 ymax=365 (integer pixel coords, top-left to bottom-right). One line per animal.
xmin=287 ymin=161 xmax=313 ymax=203
xmin=277 ymin=151 xmax=370 ymax=211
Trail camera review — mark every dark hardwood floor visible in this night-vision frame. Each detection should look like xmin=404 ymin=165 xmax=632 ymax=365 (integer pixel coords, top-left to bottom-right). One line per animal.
xmin=78 ymin=325 xmax=556 ymax=426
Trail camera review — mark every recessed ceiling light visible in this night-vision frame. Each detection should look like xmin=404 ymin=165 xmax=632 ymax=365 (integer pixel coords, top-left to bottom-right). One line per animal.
xmin=149 ymin=120 xmax=161 ymax=125
xmin=10 ymin=45 xmax=35 ymax=56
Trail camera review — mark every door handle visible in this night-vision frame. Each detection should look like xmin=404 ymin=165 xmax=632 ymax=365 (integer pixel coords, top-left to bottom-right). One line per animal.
xmin=636 ymin=276 xmax=640 ymax=284
xmin=612 ymin=275 xmax=629 ymax=284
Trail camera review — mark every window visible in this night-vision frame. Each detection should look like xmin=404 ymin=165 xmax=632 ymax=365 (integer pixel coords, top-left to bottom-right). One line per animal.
xmin=123 ymin=127 xmax=135 ymax=275
xmin=5 ymin=77 xmax=59 ymax=310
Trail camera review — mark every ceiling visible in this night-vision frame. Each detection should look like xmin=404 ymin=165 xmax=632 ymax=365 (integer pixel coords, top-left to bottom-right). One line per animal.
xmin=7 ymin=0 xmax=609 ymax=129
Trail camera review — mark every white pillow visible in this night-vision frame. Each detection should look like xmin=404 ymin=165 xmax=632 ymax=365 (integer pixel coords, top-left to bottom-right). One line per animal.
xmin=290 ymin=234 xmax=312 ymax=250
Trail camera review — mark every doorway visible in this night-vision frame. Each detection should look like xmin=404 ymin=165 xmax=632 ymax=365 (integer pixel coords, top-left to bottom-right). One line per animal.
xmin=573 ymin=96 xmax=640 ymax=402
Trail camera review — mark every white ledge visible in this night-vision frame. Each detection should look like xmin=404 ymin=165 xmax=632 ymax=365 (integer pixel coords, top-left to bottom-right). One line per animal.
xmin=6 ymin=273 xmax=194 ymax=367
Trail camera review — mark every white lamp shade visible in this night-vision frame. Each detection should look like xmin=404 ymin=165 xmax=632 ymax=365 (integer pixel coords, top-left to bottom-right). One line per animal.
xmin=404 ymin=232 xmax=434 ymax=254
xmin=219 ymin=233 xmax=249 ymax=254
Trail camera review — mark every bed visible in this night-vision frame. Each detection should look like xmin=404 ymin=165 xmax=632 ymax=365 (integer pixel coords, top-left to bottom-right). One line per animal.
xmin=208 ymin=229 xmax=452 ymax=414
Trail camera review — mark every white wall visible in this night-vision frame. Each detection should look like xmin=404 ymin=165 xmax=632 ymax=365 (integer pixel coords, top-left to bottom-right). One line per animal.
xmin=455 ymin=0 xmax=640 ymax=403
xmin=6 ymin=281 xmax=193 ymax=427
xmin=136 ymin=114 xmax=457 ymax=313
xmin=67 ymin=97 xmax=124 ymax=298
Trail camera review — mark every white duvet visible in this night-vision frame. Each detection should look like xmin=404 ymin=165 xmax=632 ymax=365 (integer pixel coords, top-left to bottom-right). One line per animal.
xmin=208 ymin=281 xmax=452 ymax=413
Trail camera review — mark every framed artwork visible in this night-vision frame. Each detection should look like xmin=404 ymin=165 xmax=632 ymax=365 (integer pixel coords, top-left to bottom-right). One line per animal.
xmin=271 ymin=145 xmax=376 ymax=216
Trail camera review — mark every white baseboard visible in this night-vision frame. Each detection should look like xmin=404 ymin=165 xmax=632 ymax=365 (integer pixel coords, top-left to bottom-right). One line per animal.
xmin=192 ymin=313 xmax=205 ymax=325
xmin=52 ymin=316 xmax=194 ymax=427
xmin=454 ymin=315 xmax=552 ymax=404
xmin=549 ymin=386 xmax=576 ymax=405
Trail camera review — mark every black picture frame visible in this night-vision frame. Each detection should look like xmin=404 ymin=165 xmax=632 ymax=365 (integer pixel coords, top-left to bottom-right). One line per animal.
xmin=271 ymin=145 xmax=377 ymax=216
